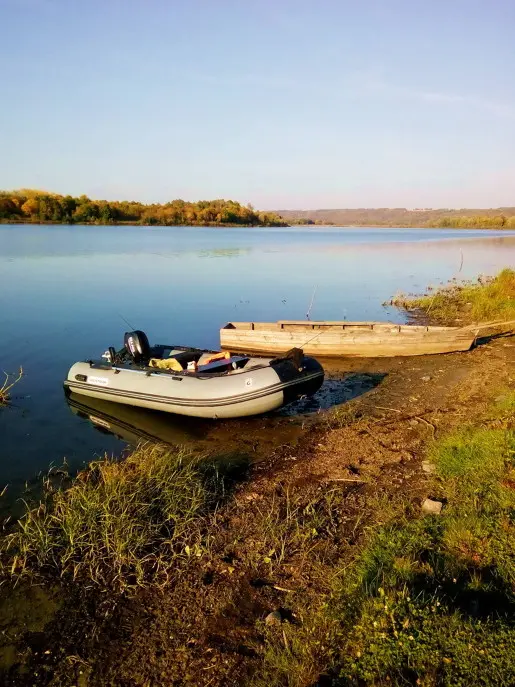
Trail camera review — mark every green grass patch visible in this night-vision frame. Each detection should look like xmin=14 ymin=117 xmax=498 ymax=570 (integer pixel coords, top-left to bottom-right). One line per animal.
xmin=1 ymin=444 xmax=233 ymax=593
xmin=391 ymin=268 xmax=515 ymax=324
xmin=254 ymin=400 xmax=515 ymax=686
xmin=336 ymin=590 xmax=515 ymax=687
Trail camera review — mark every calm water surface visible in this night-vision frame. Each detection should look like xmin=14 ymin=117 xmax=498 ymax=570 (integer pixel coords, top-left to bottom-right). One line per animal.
xmin=1 ymin=224 xmax=515 ymax=493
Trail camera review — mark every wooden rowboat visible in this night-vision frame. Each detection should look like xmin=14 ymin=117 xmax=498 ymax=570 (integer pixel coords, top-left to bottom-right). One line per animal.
xmin=220 ymin=320 xmax=514 ymax=358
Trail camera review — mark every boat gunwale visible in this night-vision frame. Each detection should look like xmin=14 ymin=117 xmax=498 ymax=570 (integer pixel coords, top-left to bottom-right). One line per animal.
xmin=222 ymin=320 xmax=465 ymax=333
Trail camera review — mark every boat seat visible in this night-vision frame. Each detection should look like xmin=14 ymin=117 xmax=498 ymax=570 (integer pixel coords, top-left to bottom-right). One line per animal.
xmin=196 ymin=356 xmax=249 ymax=374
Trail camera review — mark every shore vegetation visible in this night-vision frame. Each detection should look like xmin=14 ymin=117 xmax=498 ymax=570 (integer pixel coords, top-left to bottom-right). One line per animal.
xmin=1 ymin=445 xmax=240 ymax=593
xmin=280 ymin=207 xmax=515 ymax=228
xmin=0 ymin=189 xmax=287 ymax=227
xmin=390 ymin=268 xmax=515 ymax=324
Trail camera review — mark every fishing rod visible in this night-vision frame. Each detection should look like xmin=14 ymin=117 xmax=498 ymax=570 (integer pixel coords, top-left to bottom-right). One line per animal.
xmin=118 ymin=313 xmax=137 ymax=331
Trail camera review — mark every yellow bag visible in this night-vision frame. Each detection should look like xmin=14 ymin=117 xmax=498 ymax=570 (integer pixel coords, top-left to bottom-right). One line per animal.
xmin=149 ymin=357 xmax=183 ymax=372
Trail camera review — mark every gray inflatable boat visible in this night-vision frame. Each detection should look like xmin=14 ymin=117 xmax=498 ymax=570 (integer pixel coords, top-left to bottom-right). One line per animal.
xmin=64 ymin=330 xmax=324 ymax=419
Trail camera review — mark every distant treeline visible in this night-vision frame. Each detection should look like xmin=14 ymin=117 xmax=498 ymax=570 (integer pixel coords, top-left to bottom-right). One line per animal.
xmin=276 ymin=207 xmax=515 ymax=229
xmin=2 ymin=190 xmax=514 ymax=229
xmin=0 ymin=189 xmax=287 ymax=227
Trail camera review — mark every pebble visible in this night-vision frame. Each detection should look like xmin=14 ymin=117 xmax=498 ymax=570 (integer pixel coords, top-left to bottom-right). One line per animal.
xmin=421 ymin=498 xmax=443 ymax=515
xmin=421 ymin=461 xmax=436 ymax=474
xmin=421 ymin=375 xmax=431 ymax=382
xmin=265 ymin=610 xmax=283 ymax=626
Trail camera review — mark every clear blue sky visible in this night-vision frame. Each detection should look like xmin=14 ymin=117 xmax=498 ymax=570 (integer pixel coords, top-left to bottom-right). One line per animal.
xmin=1 ymin=0 xmax=514 ymax=209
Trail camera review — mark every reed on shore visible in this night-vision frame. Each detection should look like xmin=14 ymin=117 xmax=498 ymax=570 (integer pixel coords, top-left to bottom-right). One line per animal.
xmin=390 ymin=268 xmax=515 ymax=324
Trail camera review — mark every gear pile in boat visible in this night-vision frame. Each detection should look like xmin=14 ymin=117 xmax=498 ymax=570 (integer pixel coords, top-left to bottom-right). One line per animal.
xmin=64 ymin=330 xmax=324 ymax=419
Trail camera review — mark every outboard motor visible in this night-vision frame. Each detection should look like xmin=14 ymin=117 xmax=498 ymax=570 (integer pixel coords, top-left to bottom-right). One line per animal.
xmin=124 ymin=330 xmax=151 ymax=364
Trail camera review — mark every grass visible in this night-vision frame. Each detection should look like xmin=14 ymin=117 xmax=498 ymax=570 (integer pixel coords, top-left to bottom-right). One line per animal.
xmin=0 ymin=367 xmax=23 ymax=406
xmin=243 ymin=487 xmax=347 ymax=575
xmin=325 ymin=401 xmax=365 ymax=429
xmin=390 ymin=267 xmax=515 ymax=324
xmin=1 ymin=444 xmax=233 ymax=593
xmin=253 ymin=393 xmax=515 ymax=686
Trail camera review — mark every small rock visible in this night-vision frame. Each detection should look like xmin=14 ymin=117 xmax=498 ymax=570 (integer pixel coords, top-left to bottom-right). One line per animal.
xmin=421 ymin=375 xmax=431 ymax=382
xmin=265 ymin=610 xmax=282 ymax=626
xmin=421 ymin=498 xmax=443 ymax=515
xmin=421 ymin=461 xmax=436 ymax=474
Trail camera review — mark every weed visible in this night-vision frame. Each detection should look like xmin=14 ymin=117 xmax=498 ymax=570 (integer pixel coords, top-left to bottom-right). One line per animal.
xmin=327 ymin=403 xmax=363 ymax=429
xmin=0 ymin=367 xmax=23 ymax=406
xmin=252 ymin=608 xmax=338 ymax=687
xmin=244 ymin=487 xmax=346 ymax=575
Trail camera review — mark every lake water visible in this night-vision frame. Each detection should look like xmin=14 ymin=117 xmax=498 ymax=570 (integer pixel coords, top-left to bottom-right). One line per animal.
xmin=1 ymin=224 xmax=515 ymax=497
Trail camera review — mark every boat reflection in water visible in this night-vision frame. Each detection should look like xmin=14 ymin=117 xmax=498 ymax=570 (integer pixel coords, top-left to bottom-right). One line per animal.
xmin=64 ymin=388 xmax=315 ymax=463
xmin=65 ymin=391 xmax=209 ymax=448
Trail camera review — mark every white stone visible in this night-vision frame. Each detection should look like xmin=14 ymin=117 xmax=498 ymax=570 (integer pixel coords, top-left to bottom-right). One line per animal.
xmin=421 ymin=498 xmax=443 ymax=515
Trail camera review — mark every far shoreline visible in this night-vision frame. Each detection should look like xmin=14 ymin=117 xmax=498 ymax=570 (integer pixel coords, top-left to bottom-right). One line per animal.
xmin=2 ymin=219 xmax=515 ymax=231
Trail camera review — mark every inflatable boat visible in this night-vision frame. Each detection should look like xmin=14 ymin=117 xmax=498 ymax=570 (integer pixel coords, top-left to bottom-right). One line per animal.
xmin=64 ymin=331 xmax=324 ymax=419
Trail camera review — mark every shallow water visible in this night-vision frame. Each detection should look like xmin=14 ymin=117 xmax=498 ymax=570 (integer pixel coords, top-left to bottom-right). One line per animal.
xmin=1 ymin=224 xmax=514 ymax=494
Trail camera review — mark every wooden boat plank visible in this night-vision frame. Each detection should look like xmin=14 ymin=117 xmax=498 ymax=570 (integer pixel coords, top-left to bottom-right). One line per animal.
xmin=222 ymin=330 xmax=473 ymax=342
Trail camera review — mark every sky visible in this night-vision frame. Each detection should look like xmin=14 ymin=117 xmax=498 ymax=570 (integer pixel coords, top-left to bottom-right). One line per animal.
xmin=1 ymin=0 xmax=514 ymax=209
